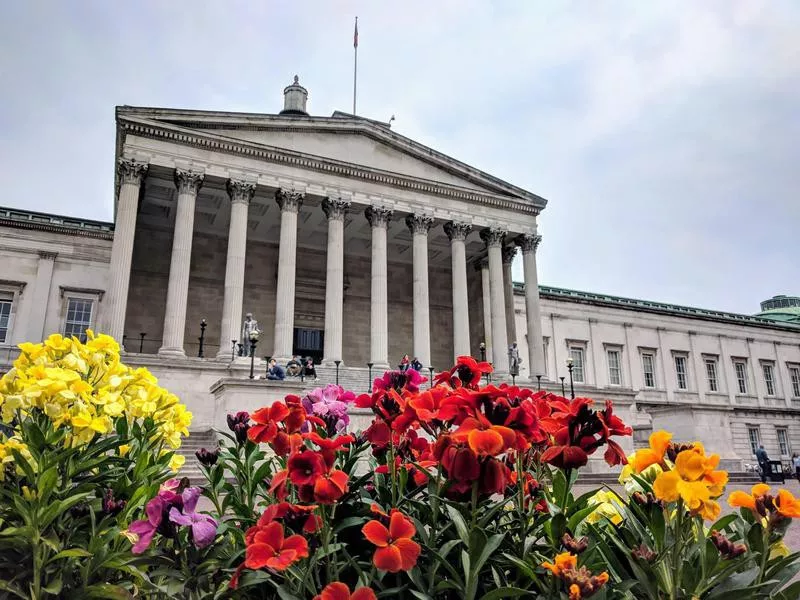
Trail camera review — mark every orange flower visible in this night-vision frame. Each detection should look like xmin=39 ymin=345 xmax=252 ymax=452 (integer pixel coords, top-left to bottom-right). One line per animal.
xmin=362 ymin=510 xmax=421 ymax=572
xmin=730 ymin=484 xmax=800 ymax=519
xmin=728 ymin=483 xmax=771 ymax=512
xmin=631 ymin=430 xmax=672 ymax=473
xmin=314 ymin=582 xmax=377 ymax=600
xmin=452 ymin=415 xmax=516 ymax=456
xmin=542 ymin=552 xmax=577 ymax=575
xmin=313 ymin=469 xmax=349 ymax=504
xmin=542 ymin=552 xmax=608 ymax=598
xmin=775 ymin=489 xmax=800 ymax=518
xmin=244 ymin=522 xmax=308 ymax=571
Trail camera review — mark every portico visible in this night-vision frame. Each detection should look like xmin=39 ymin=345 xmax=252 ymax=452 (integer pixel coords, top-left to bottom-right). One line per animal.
xmin=102 ymin=79 xmax=549 ymax=377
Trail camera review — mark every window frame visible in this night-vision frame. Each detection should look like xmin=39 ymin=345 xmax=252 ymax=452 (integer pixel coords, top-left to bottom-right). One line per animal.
xmin=606 ymin=347 xmax=622 ymax=386
xmin=776 ymin=427 xmax=791 ymax=457
xmin=641 ymin=350 xmax=657 ymax=388
xmin=704 ymin=356 xmax=719 ymax=392
xmin=673 ymin=354 xmax=689 ymax=390
xmin=0 ymin=291 xmax=13 ymax=345
xmin=761 ymin=362 xmax=776 ymax=396
xmin=747 ymin=426 xmax=761 ymax=456
xmin=733 ymin=359 xmax=749 ymax=395
xmin=0 ymin=281 xmax=25 ymax=345
xmin=568 ymin=345 xmax=585 ymax=383
xmin=789 ymin=365 xmax=800 ymax=398
xmin=542 ymin=336 xmax=550 ymax=379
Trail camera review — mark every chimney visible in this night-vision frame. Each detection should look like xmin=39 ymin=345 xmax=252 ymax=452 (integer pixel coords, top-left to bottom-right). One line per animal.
xmin=280 ymin=75 xmax=309 ymax=116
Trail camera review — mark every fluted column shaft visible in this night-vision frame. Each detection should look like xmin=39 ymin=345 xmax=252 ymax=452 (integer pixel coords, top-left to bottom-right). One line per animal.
xmin=407 ymin=214 xmax=433 ymax=366
xmin=216 ymin=179 xmax=255 ymax=359
xmin=479 ymin=260 xmax=493 ymax=361
xmin=273 ymin=190 xmax=304 ymax=362
xmin=104 ymin=158 xmax=148 ymax=342
xmin=481 ymin=228 xmax=508 ymax=374
xmin=445 ymin=221 xmax=471 ymax=361
xmin=322 ymin=198 xmax=349 ymax=365
xmin=517 ymin=234 xmax=546 ymax=380
xmin=502 ymin=245 xmax=518 ymax=345
xmin=159 ymin=169 xmax=203 ymax=357
xmin=366 ymin=206 xmax=392 ymax=368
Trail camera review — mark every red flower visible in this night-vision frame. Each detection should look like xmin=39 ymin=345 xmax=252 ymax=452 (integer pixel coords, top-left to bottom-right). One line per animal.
xmin=479 ymin=458 xmax=510 ymax=495
xmin=269 ymin=470 xmax=289 ymax=500
xmin=364 ymin=421 xmax=391 ymax=450
xmin=287 ymin=450 xmax=327 ymax=486
xmin=248 ymin=403 xmax=290 ymax=443
xmin=314 ymin=582 xmax=377 ymax=600
xmin=362 ymin=510 xmax=421 ymax=572
xmin=434 ymin=355 xmax=493 ymax=388
xmin=540 ymin=444 xmax=589 ymax=469
xmin=436 ymin=438 xmax=480 ymax=481
xmin=313 ymin=469 xmax=349 ymax=504
xmin=271 ymin=431 xmax=302 ymax=457
xmin=256 ymin=502 xmax=321 ymax=534
xmin=244 ymin=521 xmax=309 ymax=570
xmin=452 ymin=415 xmax=516 ymax=456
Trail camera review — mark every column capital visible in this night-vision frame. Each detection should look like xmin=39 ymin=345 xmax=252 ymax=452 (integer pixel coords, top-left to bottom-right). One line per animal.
xmin=38 ymin=251 xmax=58 ymax=261
xmin=444 ymin=221 xmax=471 ymax=241
xmin=479 ymin=227 xmax=506 ymax=248
xmin=501 ymin=245 xmax=518 ymax=265
xmin=516 ymin=233 xmax=542 ymax=253
xmin=473 ymin=258 xmax=489 ymax=272
xmin=226 ymin=179 xmax=256 ymax=204
xmin=406 ymin=214 xmax=434 ymax=235
xmin=365 ymin=206 xmax=393 ymax=228
xmin=276 ymin=189 xmax=304 ymax=212
xmin=174 ymin=168 xmax=204 ymax=195
xmin=322 ymin=197 xmax=350 ymax=221
xmin=118 ymin=158 xmax=148 ymax=185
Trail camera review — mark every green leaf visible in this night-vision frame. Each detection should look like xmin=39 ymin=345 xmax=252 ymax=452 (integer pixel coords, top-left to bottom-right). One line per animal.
xmin=42 ymin=575 xmax=63 ymax=596
xmin=47 ymin=548 xmax=93 ymax=563
xmin=478 ymin=587 xmax=530 ymax=600
xmin=445 ymin=504 xmax=470 ymax=545
xmin=472 ymin=533 xmax=505 ymax=577
xmin=84 ymin=583 xmax=134 ymax=599
xmin=37 ymin=466 xmax=59 ymax=504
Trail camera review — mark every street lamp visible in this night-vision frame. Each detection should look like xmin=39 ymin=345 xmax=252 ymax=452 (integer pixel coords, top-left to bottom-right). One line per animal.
xmin=367 ymin=362 xmax=374 ymax=393
xmin=248 ymin=331 xmax=259 ymax=379
xmin=536 ymin=374 xmax=542 ymax=391
xmin=334 ymin=360 xmax=341 ymax=385
xmin=560 ymin=376 xmax=566 ymax=397
xmin=479 ymin=342 xmax=486 ymax=363
xmin=265 ymin=356 xmax=272 ymax=379
xmin=428 ymin=366 xmax=434 ymax=389
xmin=139 ymin=332 xmax=146 ymax=353
xmin=230 ymin=339 xmax=237 ymax=362
xmin=566 ymin=357 xmax=575 ymax=399
xmin=198 ymin=319 xmax=207 ymax=358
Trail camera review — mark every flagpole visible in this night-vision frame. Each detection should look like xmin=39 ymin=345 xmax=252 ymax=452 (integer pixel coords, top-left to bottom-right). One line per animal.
xmin=353 ymin=16 xmax=358 ymax=115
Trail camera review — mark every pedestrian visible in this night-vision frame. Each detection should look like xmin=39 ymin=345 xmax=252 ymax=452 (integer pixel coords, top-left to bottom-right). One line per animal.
xmin=793 ymin=453 xmax=800 ymax=484
xmin=399 ymin=354 xmax=410 ymax=372
xmin=304 ymin=357 xmax=317 ymax=380
xmin=267 ymin=359 xmax=285 ymax=381
xmin=755 ymin=444 xmax=770 ymax=484
xmin=410 ymin=356 xmax=423 ymax=372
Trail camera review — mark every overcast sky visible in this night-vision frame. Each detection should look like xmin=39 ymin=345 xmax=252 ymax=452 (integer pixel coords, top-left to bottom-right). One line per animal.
xmin=1 ymin=1 xmax=798 ymax=315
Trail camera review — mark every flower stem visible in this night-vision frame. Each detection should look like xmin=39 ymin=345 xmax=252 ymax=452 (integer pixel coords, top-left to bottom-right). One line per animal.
xmin=755 ymin=524 xmax=771 ymax=585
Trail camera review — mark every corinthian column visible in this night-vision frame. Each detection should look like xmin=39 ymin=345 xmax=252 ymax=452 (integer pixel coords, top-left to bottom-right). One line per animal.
xmin=406 ymin=214 xmax=434 ymax=367
xmin=444 ymin=221 xmax=471 ymax=361
xmin=159 ymin=169 xmax=204 ymax=357
xmin=216 ymin=179 xmax=255 ymax=359
xmin=104 ymin=158 xmax=148 ymax=342
xmin=272 ymin=189 xmax=303 ymax=363
xmin=366 ymin=206 xmax=392 ymax=369
xmin=480 ymin=228 xmax=508 ymax=374
xmin=321 ymin=197 xmax=350 ymax=365
xmin=476 ymin=259 xmax=493 ymax=362
xmin=502 ymin=245 xmax=518 ymax=345
xmin=517 ymin=234 xmax=545 ymax=380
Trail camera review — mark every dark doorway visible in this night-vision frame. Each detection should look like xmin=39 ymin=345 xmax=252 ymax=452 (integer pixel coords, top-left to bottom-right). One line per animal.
xmin=293 ymin=327 xmax=324 ymax=363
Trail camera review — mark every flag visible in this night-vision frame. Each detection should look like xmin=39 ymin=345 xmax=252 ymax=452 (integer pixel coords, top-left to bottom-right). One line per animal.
xmin=353 ymin=17 xmax=358 ymax=48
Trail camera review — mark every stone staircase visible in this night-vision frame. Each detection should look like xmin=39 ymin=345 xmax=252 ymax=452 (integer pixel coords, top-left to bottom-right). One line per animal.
xmin=176 ymin=429 xmax=218 ymax=483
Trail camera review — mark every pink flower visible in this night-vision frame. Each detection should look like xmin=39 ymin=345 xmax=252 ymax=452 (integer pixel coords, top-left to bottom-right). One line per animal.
xmin=129 ymin=497 xmax=164 ymax=554
xmin=168 ymin=487 xmax=218 ymax=549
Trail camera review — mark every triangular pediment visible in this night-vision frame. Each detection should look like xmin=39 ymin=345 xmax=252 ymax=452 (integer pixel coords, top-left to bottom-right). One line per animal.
xmin=117 ymin=106 xmax=547 ymax=209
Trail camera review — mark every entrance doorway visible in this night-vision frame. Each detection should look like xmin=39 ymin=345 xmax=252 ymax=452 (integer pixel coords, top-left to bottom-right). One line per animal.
xmin=293 ymin=327 xmax=324 ymax=363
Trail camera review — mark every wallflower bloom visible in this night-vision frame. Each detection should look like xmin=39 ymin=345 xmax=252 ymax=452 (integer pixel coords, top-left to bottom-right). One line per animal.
xmin=433 ymin=355 xmax=492 ymax=389
xmin=586 ymin=490 xmax=623 ymax=526
xmin=287 ymin=449 xmax=327 ymax=486
xmin=314 ymin=582 xmax=377 ymax=600
xmin=362 ymin=510 xmax=421 ymax=572
xmin=245 ymin=521 xmax=309 ymax=570
xmin=631 ymin=431 xmax=672 ymax=473
xmin=542 ymin=552 xmax=609 ymax=599
xmin=653 ymin=445 xmax=728 ymax=520
xmin=729 ymin=484 xmax=800 ymax=520
xmin=168 ymin=489 xmax=218 ymax=549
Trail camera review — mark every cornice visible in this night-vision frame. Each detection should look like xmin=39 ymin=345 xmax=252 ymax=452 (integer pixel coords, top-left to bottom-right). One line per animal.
xmin=0 ymin=217 xmax=114 ymax=240
xmin=118 ymin=116 xmax=542 ymax=216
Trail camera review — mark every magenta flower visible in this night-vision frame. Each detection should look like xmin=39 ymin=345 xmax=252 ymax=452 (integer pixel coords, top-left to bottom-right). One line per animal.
xmin=168 ymin=487 xmax=217 ymax=549
xmin=373 ymin=369 xmax=426 ymax=394
xmin=129 ymin=496 xmax=164 ymax=554
xmin=302 ymin=384 xmax=355 ymax=434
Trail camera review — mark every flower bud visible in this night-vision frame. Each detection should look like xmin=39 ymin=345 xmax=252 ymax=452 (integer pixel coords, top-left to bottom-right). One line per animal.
xmin=102 ymin=488 xmax=126 ymax=517
xmin=631 ymin=544 xmax=657 ymax=561
xmin=562 ymin=533 xmax=589 ymax=554
xmin=195 ymin=447 xmax=220 ymax=467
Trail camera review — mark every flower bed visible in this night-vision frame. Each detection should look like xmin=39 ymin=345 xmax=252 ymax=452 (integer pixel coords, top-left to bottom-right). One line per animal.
xmin=1 ymin=340 xmax=799 ymax=599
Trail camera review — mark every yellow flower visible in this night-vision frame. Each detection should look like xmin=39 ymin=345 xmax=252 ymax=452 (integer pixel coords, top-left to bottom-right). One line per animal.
xmin=770 ymin=540 xmax=790 ymax=559
xmin=168 ymin=454 xmax=186 ymax=472
xmin=586 ymin=490 xmax=623 ymax=525
xmin=21 ymin=486 xmax=37 ymax=501
xmin=652 ymin=445 xmax=728 ymax=520
xmin=631 ymin=430 xmax=672 ymax=473
xmin=118 ymin=444 xmax=131 ymax=457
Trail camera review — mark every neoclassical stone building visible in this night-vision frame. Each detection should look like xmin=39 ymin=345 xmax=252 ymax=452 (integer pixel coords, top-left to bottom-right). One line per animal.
xmin=1 ymin=79 xmax=799 ymax=472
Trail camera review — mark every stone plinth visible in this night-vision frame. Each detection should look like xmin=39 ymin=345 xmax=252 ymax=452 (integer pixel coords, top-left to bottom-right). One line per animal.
xmin=210 ymin=378 xmax=307 ymax=431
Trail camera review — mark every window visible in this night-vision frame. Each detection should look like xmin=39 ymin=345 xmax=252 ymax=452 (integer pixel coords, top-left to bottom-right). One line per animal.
xmin=641 ymin=352 xmax=656 ymax=388
xmin=674 ymin=355 xmax=688 ymax=390
xmin=790 ymin=366 xmax=800 ymax=398
xmin=705 ymin=358 xmax=719 ymax=392
xmin=748 ymin=426 xmax=761 ymax=456
xmin=542 ymin=337 xmax=549 ymax=378
xmin=777 ymin=428 xmax=791 ymax=456
xmin=0 ymin=291 xmax=12 ymax=344
xmin=762 ymin=363 xmax=776 ymax=396
xmin=63 ymin=298 xmax=94 ymax=342
xmin=607 ymin=349 xmax=622 ymax=385
xmin=569 ymin=347 xmax=585 ymax=383
xmin=734 ymin=360 xmax=748 ymax=394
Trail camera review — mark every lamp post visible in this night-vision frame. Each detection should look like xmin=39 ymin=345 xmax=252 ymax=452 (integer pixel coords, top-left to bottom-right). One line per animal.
xmin=367 ymin=362 xmax=374 ymax=393
xmin=560 ymin=376 xmax=566 ymax=397
xmin=566 ymin=357 xmax=575 ymax=399
xmin=479 ymin=342 xmax=486 ymax=363
xmin=428 ymin=366 xmax=434 ymax=389
xmin=198 ymin=319 xmax=207 ymax=358
xmin=248 ymin=331 xmax=259 ymax=379
xmin=230 ymin=339 xmax=237 ymax=362
xmin=486 ymin=363 xmax=492 ymax=385
xmin=265 ymin=356 xmax=272 ymax=379
xmin=334 ymin=360 xmax=341 ymax=386
xmin=139 ymin=332 xmax=146 ymax=353
xmin=536 ymin=374 xmax=542 ymax=391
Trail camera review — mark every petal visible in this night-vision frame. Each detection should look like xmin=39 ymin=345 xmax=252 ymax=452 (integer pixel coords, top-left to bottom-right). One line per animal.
xmin=492 ymin=425 xmax=517 ymax=450
xmin=168 ymin=507 xmax=193 ymax=527
xmin=181 ymin=487 xmax=201 ymax=513
xmin=751 ymin=483 xmax=771 ymax=497
xmin=351 ymin=587 xmax=378 ymax=600
xmin=258 ymin=521 xmax=285 ymax=549
xmin=145 ymin=497 xmax=164 ymax=526
xmin=653 ymin=471 xmax=681 ymax=503
xmin=675 ymin=450 xmax=706 ymax=481
xmin=250 ymin=406 xmax=273 ymax=425
xmin=728 ymin=490 xmax=756 ymax=511
xmin=373 ymin=544 xmax=403 ymax=572
xmin=393 ymin=538 xmax=421 ymax=571
xmin=362 ymin=520 xmax=390 ymax=547
xmin=318 ymin=582 xmax=351 ymax=600
xmin=266 ymin=548 xmax=298 ymax=571
xmin=650 ymin=430 xmax=672 ymax=456
xmin=282 ymin=534 xmax=309 ymax=560
xmin=269 ymin=402 xmax=291 ymax=422
xmin=467 ymin=428 xmax=504 ymax=456
xmin=244 ymin=542 xmax=274 ymax=569
xmin=131 ymin=528 xmax=155 ymax=554
xmin=191 ymin=518 xmax=218 ymax=548
xmin=129 ymin=520 xmax=154 ymax=535
xmin=388 ymin=510 xmax=416 ymax=540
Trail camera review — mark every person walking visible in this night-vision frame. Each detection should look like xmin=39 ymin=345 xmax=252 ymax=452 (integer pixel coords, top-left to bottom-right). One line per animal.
xmin=793 ymin=453 xmax=800 ymax=484
xmin=755 ymin=444 xmax=770 ymax=484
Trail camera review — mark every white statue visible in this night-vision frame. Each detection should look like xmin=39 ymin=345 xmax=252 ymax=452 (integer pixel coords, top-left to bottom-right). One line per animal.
xmin=508 ymin=342 xmax=522 ymax=377
xmin=240 ymin=313 xmax=260 ymax=356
